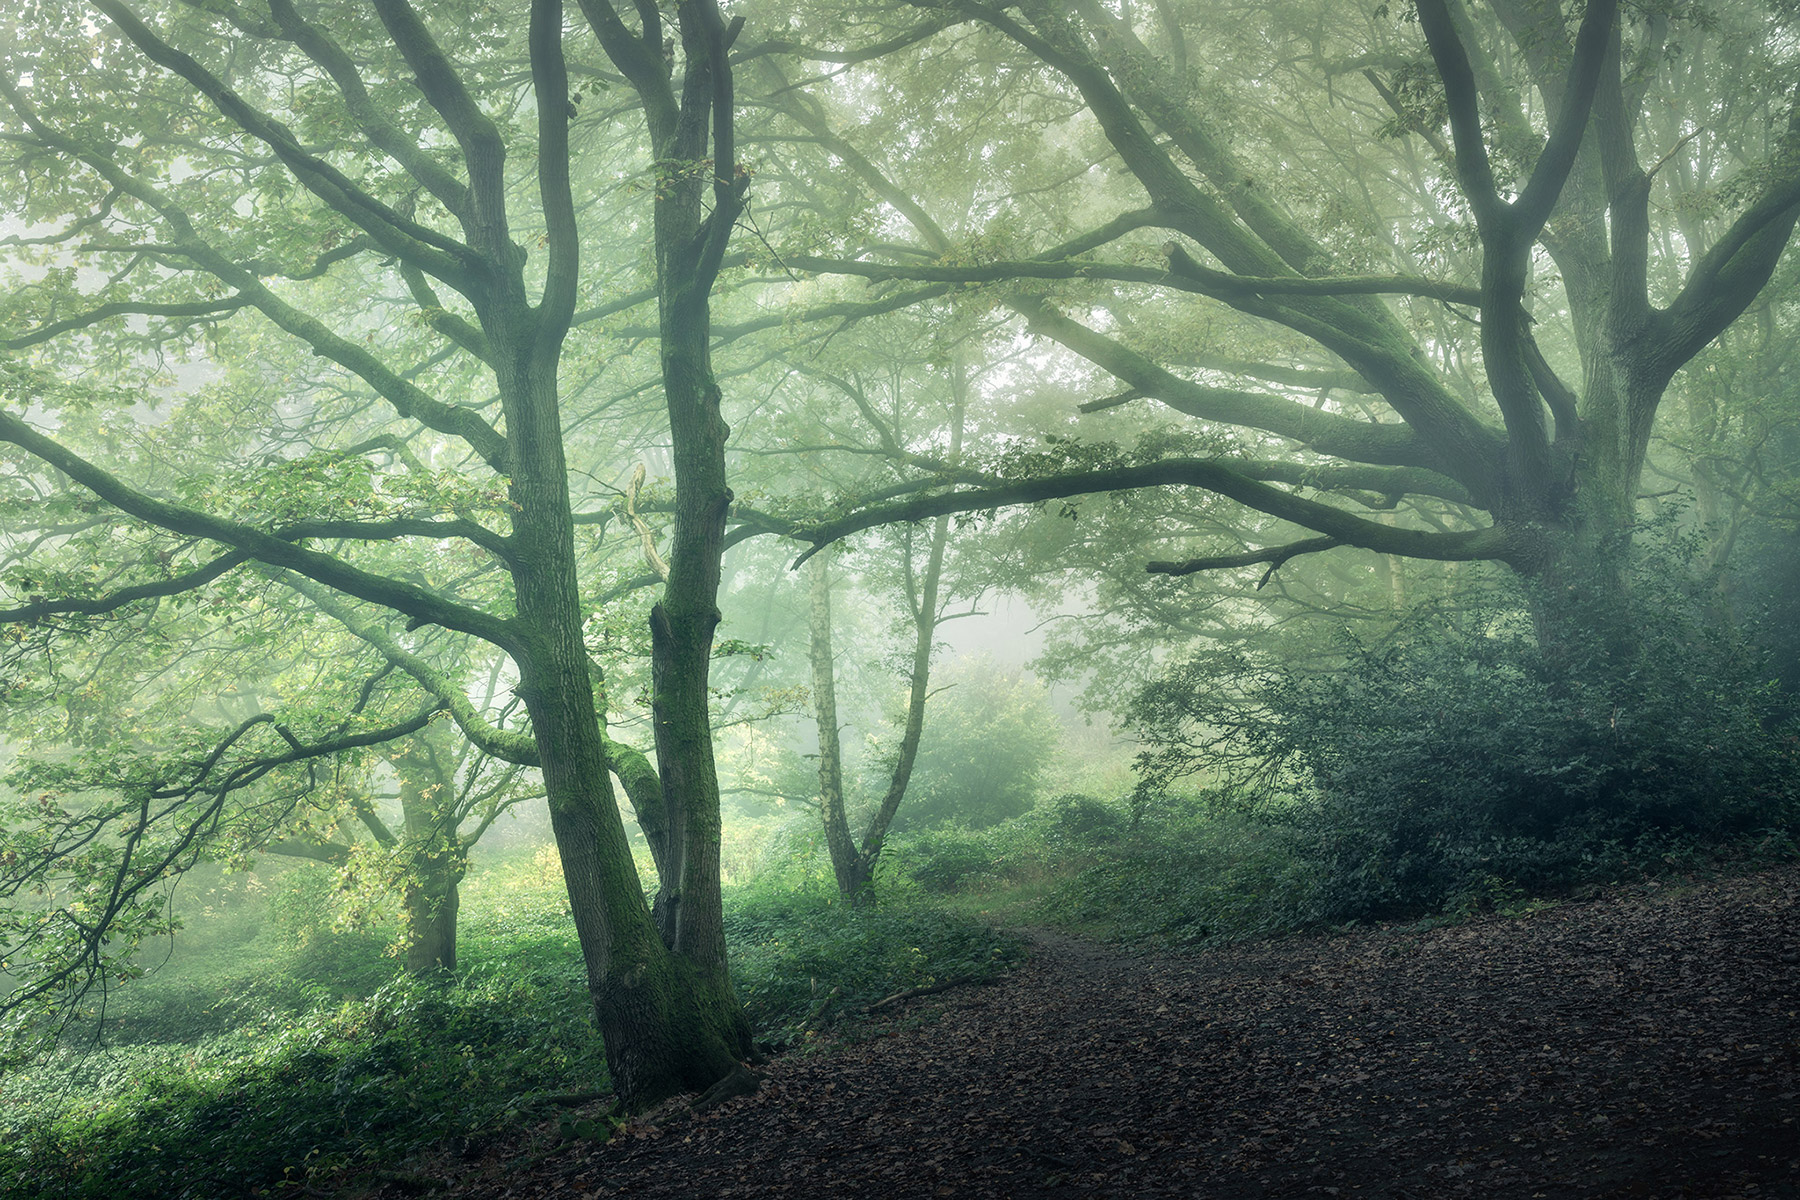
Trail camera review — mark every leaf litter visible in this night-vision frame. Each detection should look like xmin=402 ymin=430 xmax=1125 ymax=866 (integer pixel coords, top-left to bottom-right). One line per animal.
xmin=359 ymin=864 xmax=1799 ymax=1199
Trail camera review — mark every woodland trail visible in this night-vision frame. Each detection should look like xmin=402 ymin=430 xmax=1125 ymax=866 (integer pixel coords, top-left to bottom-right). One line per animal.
xmin=384 ymin=866 xmax=1800 ymax=1200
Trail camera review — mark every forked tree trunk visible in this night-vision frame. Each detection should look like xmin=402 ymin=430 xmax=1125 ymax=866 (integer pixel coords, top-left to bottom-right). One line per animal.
xmin=806 ymin=514 xmax=952 ymax=905
xmin=809 ymin=558 xmax=872 ymax=902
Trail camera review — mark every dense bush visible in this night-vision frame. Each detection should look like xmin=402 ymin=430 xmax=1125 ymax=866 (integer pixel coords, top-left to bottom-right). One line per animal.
xmin=889 ymin=812 xmax=1060 ymax=893
xmin=724 ymin=884 xmax=1022 ymax=1039
xmin=0 ymin=960 xmax=605 ymax=1200
xmin=1043 ymin=799 xmax=1323 ymax=943
xmin=884 ymin=656 xmax=1061 ymax=830
xmin=1132 ymin=555 xmax=1800 ymax=925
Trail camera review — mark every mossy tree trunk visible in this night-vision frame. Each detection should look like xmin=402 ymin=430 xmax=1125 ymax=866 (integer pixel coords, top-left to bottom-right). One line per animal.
xmin=586 ymin=0 xmax=758 ymax=1065
xmin=0 ymin=0 xmax=763 ymax=1110
xmin=389 ymin=731 xmax=469 ymax=975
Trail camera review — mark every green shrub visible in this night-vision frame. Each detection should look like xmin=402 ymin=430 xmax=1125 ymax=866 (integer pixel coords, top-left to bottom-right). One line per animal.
xmin=723 ymin=884 xmax=1022 ymax=1039
xmin=1131 ymin=550 xmax=1800 ymax=925
xmin=1046 ymin=792 xmax=1127 ymax=848
xmin=1041 ymin=799 xmax=1322 ymax=944
xmin=1 ymin=856 xmax=1022 ymax=1199
xmin=0 ymin=964 xmax=608 ymax=1200
xmin=888 ymin=816 xmax=1057 ymax=894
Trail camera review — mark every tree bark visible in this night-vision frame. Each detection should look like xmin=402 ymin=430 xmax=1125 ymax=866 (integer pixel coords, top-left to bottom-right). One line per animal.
xmin=809 ymin=558 xmax=872 ymax=902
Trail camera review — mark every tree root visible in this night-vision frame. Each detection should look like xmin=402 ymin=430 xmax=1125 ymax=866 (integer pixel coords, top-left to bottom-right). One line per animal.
xmin=690 ymin=1063 xmax=760 ymax=1113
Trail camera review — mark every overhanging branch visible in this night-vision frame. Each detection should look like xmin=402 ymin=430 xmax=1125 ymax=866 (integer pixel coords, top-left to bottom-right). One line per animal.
xmin=0 ymin=549 xmax=251 ymax=623
xmin=785 ymin=457 xmax=1516 ymax=568
xmin=1146 ymin=536 xmax=1344 ymax=585
xmin=0 ymin=409 xmax=518 ymax=650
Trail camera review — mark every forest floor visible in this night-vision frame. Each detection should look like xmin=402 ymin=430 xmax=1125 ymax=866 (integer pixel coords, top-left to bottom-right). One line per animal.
xmin=358 ymin=864 xmax=1799 ymax=1200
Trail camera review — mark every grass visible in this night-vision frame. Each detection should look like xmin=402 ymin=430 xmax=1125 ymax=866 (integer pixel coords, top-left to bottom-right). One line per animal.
xmin=0 ymin=848 xmax=1023 ymax=1200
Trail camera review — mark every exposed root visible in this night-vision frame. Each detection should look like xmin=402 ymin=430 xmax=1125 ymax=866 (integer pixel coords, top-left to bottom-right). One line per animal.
xmin=690 ymin=1063 xmax=760 ymax=1113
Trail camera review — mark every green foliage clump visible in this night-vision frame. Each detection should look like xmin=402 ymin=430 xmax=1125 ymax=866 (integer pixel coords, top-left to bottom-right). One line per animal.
xmin=1131 ymin=557 xmax=1800 ymax=926
xmin=0 ymin=963 xmax=605 ymax=1200
xmin=889 ymin=810 xmax=1060 ymax=893
xmin=0 ymin=848 xmax=1020 ymax=1198
xmin=724 ymin=883 xmax=1023 ymax=1040
xmin=1044 ymin=799 xmax=1323 ymax=944
xmin=885 ymin=657 xmax=1061 ymax=831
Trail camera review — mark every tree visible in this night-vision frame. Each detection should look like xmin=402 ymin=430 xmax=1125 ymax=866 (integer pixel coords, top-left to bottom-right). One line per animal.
xmin=265 ymin=708 xmax=538 ymax=976
xmin=802 ymin=345 xmax=979 ymax=902
xmin=0 ymin=0 xmax=757 ymax=1107
xmin=766 ymin=0 xmax=1800 ymax=657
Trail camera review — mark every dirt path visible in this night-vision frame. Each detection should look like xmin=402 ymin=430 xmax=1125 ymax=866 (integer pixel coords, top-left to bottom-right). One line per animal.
xmin=397 ymin=866 xmax=1800 ymax=1199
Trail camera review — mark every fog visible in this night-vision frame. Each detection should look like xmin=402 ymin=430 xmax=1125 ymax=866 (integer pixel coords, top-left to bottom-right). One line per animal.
xmin=1 ymin=0 xmax=1796 ymax=1192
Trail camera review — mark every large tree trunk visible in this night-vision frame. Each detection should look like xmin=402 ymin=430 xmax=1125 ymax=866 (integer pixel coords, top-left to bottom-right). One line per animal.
xmin=1507 ymin=350 xmax=1670 ymax=664
xmin=629 ymin=0 xmax=758 ymax=1065
xmin=515 ymin=594 xmax=749 ymax=1104
xmin=503 ymin=297 xmax=750 ymax=1104
xmin=646 ymin=266 xmax=751 ymax=1055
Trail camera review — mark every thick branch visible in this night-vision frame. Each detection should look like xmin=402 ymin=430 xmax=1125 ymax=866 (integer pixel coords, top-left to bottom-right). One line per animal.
xmin=787 ymin=458 xmax=1516 ymax=568
xmin=785 ymin=252 xmax=1482 ymax=306
xmin=0 ymin=71 xmax=512 ymax=473
xmin=1014 ymin=299 xmax=1450 ymax=471
xmin=0 ymin=410 xmax=517 ymax=650
xmin=262 ymin=0 xmax=472 ymax=222
xmin=1657 ymin=100 xmax=1800 ymax=371
xmin=531 ymin=0 xmax=580 ymax=352
xmin=273 ymin=516 xmax=513 ymax=561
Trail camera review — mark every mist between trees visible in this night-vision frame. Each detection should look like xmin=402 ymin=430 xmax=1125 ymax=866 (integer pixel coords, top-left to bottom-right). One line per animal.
xmin=0 ymin=0 xmax=1796 ymax=1181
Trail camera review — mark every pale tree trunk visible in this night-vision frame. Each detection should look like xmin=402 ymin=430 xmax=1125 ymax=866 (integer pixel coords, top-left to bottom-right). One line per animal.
xmin=856 ymin=363 xmax=967 ymax=876
xmin=809 ymin=558 xmax=871 ymax=901
xmin=858 ymin=513 xmax=950 ymax=872
xmin=805 ymin=365 xmax=965 ymax=903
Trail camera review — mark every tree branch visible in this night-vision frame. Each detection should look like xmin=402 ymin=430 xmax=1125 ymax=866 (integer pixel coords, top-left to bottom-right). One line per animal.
xmin=1145 ymin=536 xmax=1344 ymax=584
xmin=275 ymin=572 xmax=540 ymax=766
xmin=786 ymin=457 xmax=1517 ymax=568
xmin=0 ymin=550 xmax=251 ymax=624
xmin=784 ymin=251 xmax=1482 ymax=306
xmin=0 ymin=408 xmax=518 ymax=650
xmin=87 ymin=0 xmax=482 ymax=289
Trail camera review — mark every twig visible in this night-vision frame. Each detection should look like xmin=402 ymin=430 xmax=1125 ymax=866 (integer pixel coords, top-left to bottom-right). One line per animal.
xmin=865 ymin=975 xmax=989 ymax=1012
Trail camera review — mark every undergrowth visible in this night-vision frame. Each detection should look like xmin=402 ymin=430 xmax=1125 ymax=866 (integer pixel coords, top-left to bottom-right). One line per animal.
xmin=0 ymin=858 xmax=1019 ymax=1200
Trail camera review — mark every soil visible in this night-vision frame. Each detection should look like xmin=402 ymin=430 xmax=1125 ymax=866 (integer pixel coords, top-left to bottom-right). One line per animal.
xmin=368 ymin=865 xmax=1800 ymax=1199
